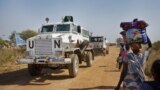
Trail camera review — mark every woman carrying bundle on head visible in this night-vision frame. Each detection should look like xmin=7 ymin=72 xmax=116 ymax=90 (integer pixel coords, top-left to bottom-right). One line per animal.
xmin=115 ymin=18 xmax=152 ymax=90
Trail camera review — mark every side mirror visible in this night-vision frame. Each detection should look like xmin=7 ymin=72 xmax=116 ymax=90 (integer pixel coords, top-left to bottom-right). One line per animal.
xmin=77 ymin=26 xmax=81 ymax=33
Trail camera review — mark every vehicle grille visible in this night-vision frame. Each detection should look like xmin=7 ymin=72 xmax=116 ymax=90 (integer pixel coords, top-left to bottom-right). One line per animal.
xmin=35 ymin=39 xmax=52 ymax=55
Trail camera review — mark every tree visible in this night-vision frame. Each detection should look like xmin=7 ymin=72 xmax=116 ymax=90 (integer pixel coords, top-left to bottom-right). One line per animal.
xmin=20 ymin=29 xmax=38 ymax=40
xmin=9 ymin=29 xmax=37 ymax=44
xmin=116 ymin=37 xmax=123 ymax=45
xmin=9 ymin=31 xmax=16 ymax=43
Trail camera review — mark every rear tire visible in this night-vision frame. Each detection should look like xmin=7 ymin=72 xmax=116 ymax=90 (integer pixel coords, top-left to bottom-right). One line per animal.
xmin=68 ymin=54 xmax=79 ymax=77
xmin=28 ymin=64 xmax=42 ymax=76
xmin=86 ymin=52 xmax=93 ymax=67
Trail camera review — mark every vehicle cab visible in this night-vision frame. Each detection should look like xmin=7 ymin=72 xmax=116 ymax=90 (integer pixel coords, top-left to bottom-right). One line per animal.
xmin=89 ymin=36 xmax=109 ymax=55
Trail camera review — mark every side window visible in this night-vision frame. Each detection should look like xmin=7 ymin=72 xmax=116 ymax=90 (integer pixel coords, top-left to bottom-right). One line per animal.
xmin=82 ymin=29 xmax=89 ymax=37
xmin=77 ymin=25 xmax=81 ymax=33
xmin=56 ymin=24 xmax=70 ymax=32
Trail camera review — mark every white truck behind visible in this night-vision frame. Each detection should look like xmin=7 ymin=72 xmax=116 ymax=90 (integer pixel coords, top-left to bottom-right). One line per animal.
xmin=89 ymin=36 xmax=109 ymax=56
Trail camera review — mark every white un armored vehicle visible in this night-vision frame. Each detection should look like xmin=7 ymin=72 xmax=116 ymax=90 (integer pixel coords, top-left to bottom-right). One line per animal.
xmin=17 ymin=16 xmax=94 ymax=77
xmin=89 ymin=36 xmax=109 ymax=56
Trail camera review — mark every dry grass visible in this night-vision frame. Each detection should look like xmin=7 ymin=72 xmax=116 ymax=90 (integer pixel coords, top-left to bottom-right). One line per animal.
xmin=145 ymin=50 xmax=160 ymax=77
xmin=0 ymin=48 xmax=25 ymax=66
xmin=144 ymin=41 xmax=160 ymax=77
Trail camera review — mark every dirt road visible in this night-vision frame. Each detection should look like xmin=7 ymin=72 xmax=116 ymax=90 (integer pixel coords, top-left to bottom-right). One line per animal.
xmin=0 ymin=46 xmax=120 ymax=90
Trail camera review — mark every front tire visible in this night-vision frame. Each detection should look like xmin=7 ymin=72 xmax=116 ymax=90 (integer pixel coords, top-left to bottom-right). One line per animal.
xmin=68 ymin=54 xmax=79 ymax=77
xmin=86 ymin=52 xmax=93 ymax=67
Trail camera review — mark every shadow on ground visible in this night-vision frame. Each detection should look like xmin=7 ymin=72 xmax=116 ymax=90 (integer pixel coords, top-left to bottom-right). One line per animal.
xmin=104 ymin=69 xmax=119 ymax=72
xmin=0 ymin=68 xmax=71 ymax=86
xmin=79 ymin=65 xmax=89 ymax=68
xmin=0 ymin=63 xmax=96 ymax=86
xmin=69 ymin=86 xmax=119 ymax=90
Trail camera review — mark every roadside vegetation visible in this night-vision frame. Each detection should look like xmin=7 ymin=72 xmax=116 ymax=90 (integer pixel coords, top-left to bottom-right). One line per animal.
xmin=145 ymin=41 xmax=160 ymax=77
xmin=0 ymin=29 xmax=37 ymax=67
xmin=0 ymin=48 xmax=25 ymax=66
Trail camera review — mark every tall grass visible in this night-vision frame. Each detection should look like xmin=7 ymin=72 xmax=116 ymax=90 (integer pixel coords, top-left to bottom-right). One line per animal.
xmin=145 ymin=41 xmax=160 ymax=77
xmin=152 ymin=41 xmax=160 ymax=51
xmin=0 ymin=48 xmax=25 ymax=66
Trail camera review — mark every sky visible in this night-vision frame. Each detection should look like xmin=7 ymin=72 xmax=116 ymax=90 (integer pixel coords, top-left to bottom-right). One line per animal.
xmin=0 ymin=0 xmax=160 ymax=43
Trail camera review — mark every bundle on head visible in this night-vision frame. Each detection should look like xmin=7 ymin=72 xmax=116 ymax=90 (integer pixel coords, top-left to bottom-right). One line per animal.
xmin=120 ymin=20 xmax=149 ymax=44
xmin=120 ymin=20 xmax=148 ymax=31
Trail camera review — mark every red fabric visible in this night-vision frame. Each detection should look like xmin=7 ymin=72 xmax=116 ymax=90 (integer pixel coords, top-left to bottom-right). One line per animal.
xmin=121 ymin=50 xmax=127 ymax=60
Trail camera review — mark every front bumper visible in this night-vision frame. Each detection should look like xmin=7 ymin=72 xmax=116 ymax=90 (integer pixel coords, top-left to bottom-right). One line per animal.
xmin=17 ymin=56 xmax=71 ymax=64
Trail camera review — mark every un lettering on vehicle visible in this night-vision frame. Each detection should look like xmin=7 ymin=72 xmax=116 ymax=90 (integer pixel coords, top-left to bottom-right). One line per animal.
xmin=28 ymin=39 xmax=61 ymax=49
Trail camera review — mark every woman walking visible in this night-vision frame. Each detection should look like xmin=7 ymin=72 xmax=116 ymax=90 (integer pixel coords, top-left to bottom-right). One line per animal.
xmin=115 ymin=19 xmax=152 ymax=90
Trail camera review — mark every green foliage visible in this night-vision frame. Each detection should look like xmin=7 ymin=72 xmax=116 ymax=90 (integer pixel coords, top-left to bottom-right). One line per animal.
xmin=152 ymin=41 xmax=160 ymax=51
xmin=0 ymin=38 xmax=5 ymax=48
xmin=9 ymin=31 xmax=16 ymax=43
xmin=20 ymin=29 xmax=38 ymax=40
xmin=9 ymin=29 xmax=37 ymax=44
xmin=0 ymin=37 xmax=4 ymax=45
xmin=116 ymin=37 xmax=123 ymax=44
